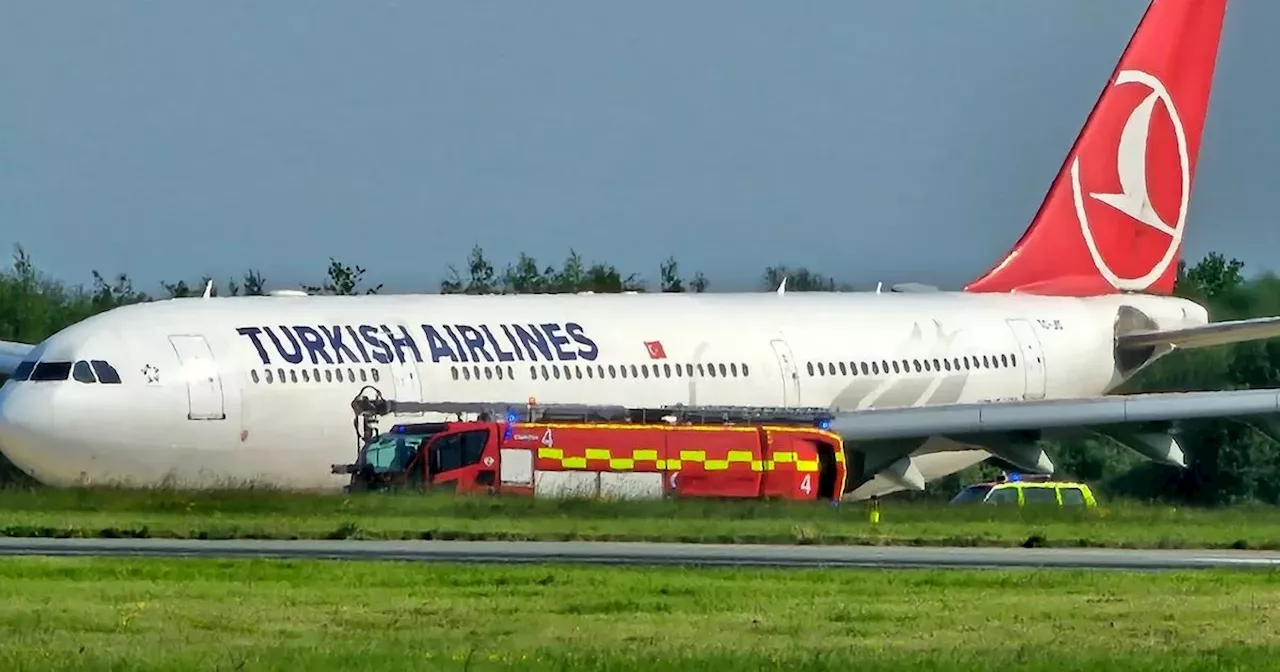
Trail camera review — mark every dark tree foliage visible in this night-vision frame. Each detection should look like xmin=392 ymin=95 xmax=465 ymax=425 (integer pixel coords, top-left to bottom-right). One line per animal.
xmin=2 ymin=242 xmax=1279 ymax=505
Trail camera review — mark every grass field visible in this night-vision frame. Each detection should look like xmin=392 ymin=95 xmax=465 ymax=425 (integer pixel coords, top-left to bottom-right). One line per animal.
xmin=0 ymin=557 xmax=1277 ymax=670
xmin=1 ymin=486 xmax=1279 ymax=550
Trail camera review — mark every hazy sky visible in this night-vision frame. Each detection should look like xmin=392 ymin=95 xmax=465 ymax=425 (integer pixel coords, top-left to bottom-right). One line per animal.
xmin=3 ymin=1 xmax=1275 ymax=293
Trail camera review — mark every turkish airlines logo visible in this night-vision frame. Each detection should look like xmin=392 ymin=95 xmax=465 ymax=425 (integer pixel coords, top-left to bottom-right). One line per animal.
xmin=1070 ymin=69 xmax=1190 ymax=291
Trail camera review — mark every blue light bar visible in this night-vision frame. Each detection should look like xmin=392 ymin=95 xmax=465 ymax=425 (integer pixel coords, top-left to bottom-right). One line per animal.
xmin=816 ymin=418 xmax=832 ymax=430
xmin=506 ymin=410 xmax=520 ymax=424
xmin=392 ymin=425 xmax=406 ymax=433
xmin=1007 ymin=472 xmax=1021 ymax=481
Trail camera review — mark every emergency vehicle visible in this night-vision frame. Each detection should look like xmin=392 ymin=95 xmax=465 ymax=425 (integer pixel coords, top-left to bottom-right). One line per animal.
xmin=948 ymin=473 xmax=1098 ymax=508
xmin=332 ymin=391 xmax=847 ymax=503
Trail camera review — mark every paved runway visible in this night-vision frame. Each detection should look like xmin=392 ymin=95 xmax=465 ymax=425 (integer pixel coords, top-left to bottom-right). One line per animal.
xmin=2 ymin=537 xmax=1280 ymax=570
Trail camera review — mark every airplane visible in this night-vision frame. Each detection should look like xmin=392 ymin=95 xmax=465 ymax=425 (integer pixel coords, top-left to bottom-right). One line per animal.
xmin=1 ymin=0 xmax=1273 ymax=499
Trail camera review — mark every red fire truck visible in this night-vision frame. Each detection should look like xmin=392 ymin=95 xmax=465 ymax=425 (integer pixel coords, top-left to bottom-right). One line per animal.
xmin=333 ymin=394 xmax=847 ymax=503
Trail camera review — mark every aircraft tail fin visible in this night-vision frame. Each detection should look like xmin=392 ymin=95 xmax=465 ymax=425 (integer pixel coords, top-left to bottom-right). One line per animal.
xmin=965 ymin=0 xmax=1229 ymax=297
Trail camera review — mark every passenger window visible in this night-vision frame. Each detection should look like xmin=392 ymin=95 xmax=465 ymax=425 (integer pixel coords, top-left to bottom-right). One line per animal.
xmin=608 ymin=365 xmax=617 ymax=378
xmin=718 ymin=363 xmax=727 ymax=377
xmin=72 ymin=361 xmax=97 ymax=384
xmin=685 ymin=364 xmax=694 ymax=377
xmin=30 ymin=361 xmax=72 ymax=381
xmin=291 ymin=370 xmax=300 ymax=383
xmin=460 ymin=429 xmax=488 ymax=467
xmin=707 ymin=364 xmax=717 ymax=378
xmin=452 ymin=367 xmax=460 ymax=380
xmin=372 ymin=369 xmax=380 ymax=382
xmin=891 ymin=361 xmax=900 ymax=374
xmin=585 ymin=366 xmax=593 ymax=379
xmin=641 ymin=365 xmax=650 ymax=379
xmin=431 ymin=430 xmax=489 ymax=473
xmin=859 ymin=362 xmax=869 ymax=375
xmin=553 ymin=366 xmax=561 ymax=380
xmin=630 ymin=365 xmax=638 ymax=378
xmin=432 ymin=434 xmax=464 ymax=473
xmin=1060 ymin=488 xmax=1086 ymax=507
xmin=463 ymin=367 xmax=471 ymax=381
xmin=742 ymin=363 xmax=749 ymax=376
xmin=807 ymin=362 xmax=815 ymax=376
xmin=265 ymin=369 xmax=274 ymax=383
xmin=251 ymin=370 xmax=260 ymax=384
xmin=1011 ymin=353 xmax=1018 ymax=366
xmin=497 ymin=367 xmax=505 ymax=380
xmin=484 ymin=367 xmax=493 ymax=380
xmin=302 ymin=369 xmax=311 ymax=382
xmin=729 ymin=363 xmax=737 ymax=377
xmin=913 ymin=360 xmax=922 ymax=373
xmin=1000 ymin=354 xmax=1009 ymax=367
xmin=542 ymin=365 xmax=551 ymax=380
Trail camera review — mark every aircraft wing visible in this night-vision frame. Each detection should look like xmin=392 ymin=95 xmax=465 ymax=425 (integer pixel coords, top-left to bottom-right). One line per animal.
xmin=1118 ymin=316 xmax=1280 ymax=350
xmin=827 ymin=389 xmax=1280 ymax=440
xmin=0 ymin=340 xmax=34 ymax=377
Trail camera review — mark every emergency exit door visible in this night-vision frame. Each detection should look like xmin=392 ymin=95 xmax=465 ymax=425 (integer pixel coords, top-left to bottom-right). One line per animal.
xmin=168 ymin=335 xmax=226 ymax=420
xmin=769 ymin=339 xmax=801 ymax=406
xmin=1005 ymin=319 xmax=1046 ymax=400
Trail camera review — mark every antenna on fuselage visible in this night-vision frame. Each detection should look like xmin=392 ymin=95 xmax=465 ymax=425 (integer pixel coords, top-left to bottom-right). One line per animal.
xmin=776 ymin=277 xmax=787 ymax=296
xmin=875 ymin=282 xmax=883 ymax=294
xmin=201 ymin=280 xmax=213 ymax=298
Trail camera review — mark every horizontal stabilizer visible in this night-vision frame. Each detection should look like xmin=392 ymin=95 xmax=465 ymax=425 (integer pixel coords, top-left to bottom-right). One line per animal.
xmin=1118 ymin=316 xmax=1280 ymax=350
xmin=0 ymin=340 xmax=34 ymax=377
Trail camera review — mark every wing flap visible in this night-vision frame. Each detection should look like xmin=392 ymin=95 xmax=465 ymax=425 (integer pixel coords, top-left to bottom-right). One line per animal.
xmin=829 ymin=389 xmax=1280 ymax=440
xmin=1118 ymin=316 xmax=1280 ymax=350
xmin=0 ymin=340 xmax=35 ymax=377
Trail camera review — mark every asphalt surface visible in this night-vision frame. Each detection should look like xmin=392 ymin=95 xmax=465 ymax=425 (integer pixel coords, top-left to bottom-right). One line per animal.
xmin=1 ymin=537 xmax=1280 ymax=570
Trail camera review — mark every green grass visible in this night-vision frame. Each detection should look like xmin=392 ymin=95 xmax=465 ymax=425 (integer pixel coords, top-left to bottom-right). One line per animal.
xmin=1 ymin=485 xmax=1279 ymax=550
xmin=0 ymin=557 xmax=1278 ymax=670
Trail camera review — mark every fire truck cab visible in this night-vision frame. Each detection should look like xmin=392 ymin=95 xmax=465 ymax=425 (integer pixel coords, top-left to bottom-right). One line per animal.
xmin=334 ymin=398 xmax=847 ymax=503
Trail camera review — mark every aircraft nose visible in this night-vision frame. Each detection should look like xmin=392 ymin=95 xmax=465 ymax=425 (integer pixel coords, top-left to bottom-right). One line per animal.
xmin=0 ymin=384 xmax=55 ymax=483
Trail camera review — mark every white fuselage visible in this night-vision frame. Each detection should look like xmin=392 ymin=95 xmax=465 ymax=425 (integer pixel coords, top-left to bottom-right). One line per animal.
xmin=0 ymin=290 xmax=1208 ymax=494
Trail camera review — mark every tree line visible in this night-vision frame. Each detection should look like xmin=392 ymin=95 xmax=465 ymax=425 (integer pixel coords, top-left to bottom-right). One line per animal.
xmin=2 ymin=242 xmax=1279 ymax=506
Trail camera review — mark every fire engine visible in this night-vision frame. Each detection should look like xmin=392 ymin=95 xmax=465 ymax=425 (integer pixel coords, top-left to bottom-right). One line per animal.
xmin=332 ymin=389 xmax=847 ymax=503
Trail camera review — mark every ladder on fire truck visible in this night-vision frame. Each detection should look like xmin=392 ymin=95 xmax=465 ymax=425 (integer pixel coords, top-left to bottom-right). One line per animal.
xmin=348 ymin=386 xmax=838 ymax=455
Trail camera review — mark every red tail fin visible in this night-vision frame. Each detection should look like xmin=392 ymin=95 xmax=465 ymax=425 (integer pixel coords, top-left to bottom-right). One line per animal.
xmin=965 ymin=0 xmax=1228 ymax=296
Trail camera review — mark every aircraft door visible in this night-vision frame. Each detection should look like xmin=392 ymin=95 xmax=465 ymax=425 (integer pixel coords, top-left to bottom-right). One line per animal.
xmin=768 ymin=339 xmax=801 ymax=406
xmin=388 ymin=357 xmax=423 ymax=415
xmin=167 ymin=335 xmax=227 ymax=420
xmin=1005 ymin=319 xmax=1046 ymax=400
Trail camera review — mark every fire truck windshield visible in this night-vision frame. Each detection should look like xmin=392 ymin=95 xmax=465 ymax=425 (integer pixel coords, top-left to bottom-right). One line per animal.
xmin=361 ymin=433 xmax=430 ymax=474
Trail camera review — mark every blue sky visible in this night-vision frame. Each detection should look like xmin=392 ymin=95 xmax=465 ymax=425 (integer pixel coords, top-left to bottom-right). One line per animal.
xmin=2 ymin=1 xmax=1273 ymax=293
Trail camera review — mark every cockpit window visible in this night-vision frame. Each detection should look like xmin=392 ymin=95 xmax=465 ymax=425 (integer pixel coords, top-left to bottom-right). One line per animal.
xmin=29 ymin=361 xmax=72 ymax=381
xmin=11 ymin=361 xmax=35 ymax=382
xmin=72 ymin=361 xmax=97 ymax=383
xmin=90 ymin=360 xmax=122 ymax=384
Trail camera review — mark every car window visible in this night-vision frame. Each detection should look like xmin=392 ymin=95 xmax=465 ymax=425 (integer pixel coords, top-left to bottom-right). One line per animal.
xmin=1059 ymin=487 xmax=1086 ymax=506
xmin=949 ymin=485 xmax=993 ymax=505
xmin=986 ymin=487 xmax=1019 ymax=505
xmin=1021 ymin=487 xmax=1058 ymax=505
